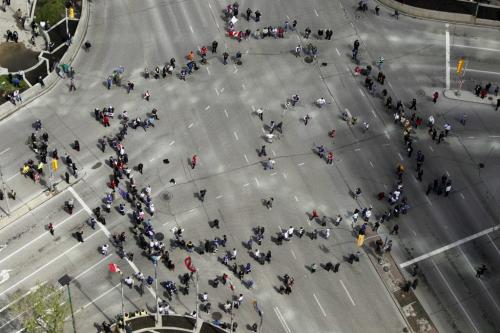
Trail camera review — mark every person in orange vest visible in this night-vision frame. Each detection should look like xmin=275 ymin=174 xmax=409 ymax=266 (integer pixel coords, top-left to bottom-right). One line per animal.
xmin=187 ymin=51 xmax=195 ymax=61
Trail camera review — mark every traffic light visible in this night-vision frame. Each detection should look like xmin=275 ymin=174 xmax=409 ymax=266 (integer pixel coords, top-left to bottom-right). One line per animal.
xmin=69 ymin=7 xmax=75 ymax=19
xmin=357 ymin=234 xmax=365 ymax=247
xmin=51 ymin=159 xmax=58 ymax=171
xmin=457 ymin=58 xmax=464 ymax=74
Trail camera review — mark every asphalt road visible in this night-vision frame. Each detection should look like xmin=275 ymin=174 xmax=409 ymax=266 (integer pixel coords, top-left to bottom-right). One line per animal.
xmin=0 ymin=0 xmax=499 ymax=332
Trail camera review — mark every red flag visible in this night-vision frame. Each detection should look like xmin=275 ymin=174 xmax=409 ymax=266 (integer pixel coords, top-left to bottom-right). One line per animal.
xmin=184 ymin=256 xmax=197 ymax=273
xmin=109 ymin=262 xmax=120 ymax=273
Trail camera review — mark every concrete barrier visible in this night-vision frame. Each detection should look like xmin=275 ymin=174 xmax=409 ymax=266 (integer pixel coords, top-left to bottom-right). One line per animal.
xmin=378 ymin=0 xmax=500 ymax=27
xmin=0 ymin=0 xmax=90 ymax=122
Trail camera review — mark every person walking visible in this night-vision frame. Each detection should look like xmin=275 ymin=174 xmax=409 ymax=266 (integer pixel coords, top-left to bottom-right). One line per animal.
xmin=48 ymin=223 xmax=54 ymax=236
xmin=256 ymin=108 xmax=263 ymax=121
xmin=223 ymin=52 xmax=229 ymax=65
xmin=476 ymin=264 xmax=487 ymax=278
xmin=191 ymin=155 xmax=197 ymax=169
xmin=258 ymin=145 xmax=267 ymax=157
xmin=303 ymin=114 xmax=311 ymax=126
xmin=211 ymin=40 xmax=218 ymax=53
xmin=199 ymin=189 xmax=207 ymax=202
xmin=137 ymin=163 xmax=144 ymax=174
xmin=409 ymin=98 xmax=417 ymax=110
xmin=310 ymin=209 xmax=319 ymax=220
xmin=390 ymin=224 xmax=399 ymax=235
xmin=417 ymin=169 xmax=423 ymax=181
xmin=69 ymin=78 xmax=76 ymax=91
xmin=432 ymin=91 xmax=439 ymax=103
xmin=75 ymin=230 xmax=84 ymax=242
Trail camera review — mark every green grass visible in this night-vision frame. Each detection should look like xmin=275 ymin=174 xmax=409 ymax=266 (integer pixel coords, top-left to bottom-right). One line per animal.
xmin=34 ymin=0 xmax=67 ymax=26
xmin=0 ymin=75 xmax=28 ymax=96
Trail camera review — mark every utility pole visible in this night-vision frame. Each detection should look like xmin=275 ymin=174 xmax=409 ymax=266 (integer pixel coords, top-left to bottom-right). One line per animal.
xmin=58 ymin=274 xmax=76 ymax=333
xmin=0 ymin=166 xmax=10 ymax=216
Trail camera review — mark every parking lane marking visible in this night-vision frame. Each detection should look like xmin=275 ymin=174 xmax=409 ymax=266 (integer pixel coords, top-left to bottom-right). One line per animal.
xmin=313 ymin=294 xmax=327 ymax=317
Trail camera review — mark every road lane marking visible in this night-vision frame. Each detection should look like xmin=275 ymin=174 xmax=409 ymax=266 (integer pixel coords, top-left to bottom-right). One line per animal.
xmin=429 ymin=146 xmax=434 ymax=152
xmin=74 ymin=283 xmax=121 ymax=314
xmin=206 ymin=67 xmax=211 ymax=75
xmin=244 ymin=154 xmax=249 ymax=163
xmin=369 ymin=161 xmax=374 ymax=168
xmin=169 ymin=140 xmax=175 ymax=145
xmin=215 ymin=87 xmax=219 ymax=95
xmin=432 ymin=260 xmax=480 ymax=333
xmin=453 ymin=44 xmax=500 ymax=52
xmin=242 ymin=83 xmax=246 ymax=90
xmin=298 ymin=162 xmax=304 ymax=166
xmin=400 ymin=224 xmax=500 ymax=268
xmin=233 ymin=131 xmax=239 ymax=140
xmin=74 ymin=254 xmax=113 ymax=281
xmin=384 ymin=130 xmax=390 ymax=139
xmin=359 ymin=88 xmax=365 ymax=97
xmin=335 ymin=48 xmax=340 ymax=56
xmin=254 ymin=177 xmax=260 ymax=186
xmin=283 ymin=173 xmax=287 ymax=179
xmin=189 ymin=25 xmax=194 ymax=33
xmin=411 ymin=230 xmax=417 ymax=236
xmin=291 ymin=250 xmax=297 ymax=259
xmin=294 ymin=196 xmax=299 ymax=202
xmin=0 ymin=209 xmax=85 ymax=266
xmin=313 ymin=294 xmax=327 ymax=317
xmin=425 ymin=196 xmax=433 ymax=206
xmin=274 ymin=306 xmax=292 ymax=333
xmin=272 ymin=150 xmax=276 ymax=157
xmin=243 ymin=183 xmax=250 ymax=187
xmin=398 ymin=153 xmax=403 ymax=161
xmin=460 ymin=193 xmax=465 ymax=199
xmin=0 ymin=148 xmax=10 ymax=156
xmin=354 ymin=148 xmax=361 ymax=151
xmin=205 ymin=105 xmax=211 ymax=111
xmin=216 ymin=195 xmax=224 ymax=199
xmin=270 ymin=172 xmax=277 ymax=176
xmin=188 ymin=123 xmax=194 ymax=128
xmin=224 ymin=109 xmax=229 ymax=118
xmin=314 ymin=8 xmax=319 ymax=16
xmin=340 ymin=280 xmax=356 ymax=306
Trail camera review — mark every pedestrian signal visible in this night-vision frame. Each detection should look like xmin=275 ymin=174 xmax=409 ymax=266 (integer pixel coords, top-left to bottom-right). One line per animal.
xmin=69 ymin=8 xmax=75 ymax=19
xmin=51 ymin=159 xmax=58 ymax=171
xmin=457 ymin=58 xmax=464 ymax=74
xmin=357 ymin=234 xmax=365 ymax=247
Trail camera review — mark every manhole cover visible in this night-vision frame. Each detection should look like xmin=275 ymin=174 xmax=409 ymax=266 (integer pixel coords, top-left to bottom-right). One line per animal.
xmin=163 ymin=192 xmax=172 ymax=201
xmin=211 ymin=312 xmax=222 ymax=320
xmin=305 ymin=56 xmax=314 ymax=63
xmin=416 ymin=89 xmax=426 ymax=97
xmin=155 ymin=232 xmax=164 ymax=241
xmin=91 ymin=162 xmax=102 ymax=169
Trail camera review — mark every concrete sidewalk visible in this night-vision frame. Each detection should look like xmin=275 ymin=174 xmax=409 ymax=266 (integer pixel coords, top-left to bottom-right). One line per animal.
xmin=363 ymin=227 xmax=438 ymax=333
xmin=444 ymin=89 xmax=499 ymax=108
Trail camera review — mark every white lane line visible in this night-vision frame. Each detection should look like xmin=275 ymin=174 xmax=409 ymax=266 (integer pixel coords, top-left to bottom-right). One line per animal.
xmin=215 ymin=87 xmax=219 ymax=95
xmin=335 ymin=48 xmax=340 ymax=56
xmin=189 ymin=25 xmax=194 ymax=33
xmin=243 ymin=183 xmax=250 ymax=187
xmin=0 ymin=209 xmax=84 ymax=266
xmin=340 ymin=280 xmax=356 ymax=306
xmin=314 ymin=8 xmax=319 ymax=16
xmin=350 ymin=22 xmax=354 ymax=28
xmin=460 ymin=193 xmax=465 ymax=199
xmin=188 ymin=123 xmax=194 ymax=128
xmin=6 ymin=173 xmax=19 ymax=182
xmin=216 ymin=21 xmax=220 ymax=29
xmin=224 ymin=109 xmax=229 ymax=118
xmin=221 ymin=88 xmax=225 ymax=93
xmin=169 ymin=140 xmax=175 ymax=146
xmin=412 ymin=230 xmax=417 ymax=236
xmin=274 ymin=307 xmax=292 ymax=333
xmin=234 ymin=131 xmax=239 ymax=140
xmin=206 ymin=67 xmax=211 ymax=75
xmin=313 ymin=294 xmax=327 ymax=317
xmin=0 ymin=228 xmax=102 ymax=297
xmin=388 ymin=82 xmax=393 ymax=89
xmin=384 ymin=130 xmax=390 ymax=139
xmin=359 ymin=88 xmax=365 ymax=97
xmin=453 ymin=68 xmax=500 ymax=75
xmin=244 ymin=154 xmax=249 ymax=163
xmin=74 ymin=283 xmax=121 ymax=314
xmin=270 ymin=172 xmax=277 ymax=176
xmin=69 ymin=187 xmax=156 ymax=299
xmin=0 ymin=282 xmax=47 ymax=314
xmin=283 ymin=173 xmax=287 ymax=179
xmin=425 ymin=196 xmax=433 ymax=206
xmin=371 ymin=109 xmax=377 ymax=117
xmin=432 ymin=260 xmax=480 ymax=333
xmin=488 ymin=234 xmax=500 ymax=256
xmin=74 ymin=254 xmax=113 ymax=281
xmin=251 ymin=105 xmax=255 ymax=111
xmin=233 ymin=68 xmax=238 ymax=74
xmin=453 ymin=44 xmax=500 ymax=52
xmin=445 ymin=170 xmax=450 ymax=176
xmin=400 ymin=224 xmax=500 ymax=268
xmin=242 ymin=83 xmax=246 ymax=90
xmin=216 ymin=195 xmax=224 ymax=199
xmin=445 ymin=27 xmax=451 ymax=90
xmin=298 ymin=162 xmax=304 ymax=166
xmin=467 ymin=136 xmax=475 ymax=139
xmin=0 ymin=148 xmax=10 ymax=156
xmin=398 ymin=153 xmax=403 ymax=161
xmin=205 ymin=105 xmax=211 ymax=111
xmin=489 ymin=135 xmax=500 ymax=138
xmin=272 ymin=150 xmax=276 ymax=157
xmin=354 ymin=148 xmax=361 ymax=152
xmin=429 ymin=146 xmax=434 ymax=152
xmin=369 ymin=161 xmax=374 ymax=168
xmin=294 ymin=196 xmax=299 ymax=202
xmin=254 ymin=177 xmax=260 ymax=186
xmin=291 ymin=249 xmax=297 ymax=259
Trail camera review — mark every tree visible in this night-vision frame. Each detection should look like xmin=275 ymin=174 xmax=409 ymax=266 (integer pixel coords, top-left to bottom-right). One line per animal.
xmin=12 ymin=282 xmax=69 ymax=333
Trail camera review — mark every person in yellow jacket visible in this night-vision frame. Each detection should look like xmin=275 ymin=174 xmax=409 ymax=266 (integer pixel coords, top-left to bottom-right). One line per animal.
xmin=22 ymin=164 xmax=30 ymax=175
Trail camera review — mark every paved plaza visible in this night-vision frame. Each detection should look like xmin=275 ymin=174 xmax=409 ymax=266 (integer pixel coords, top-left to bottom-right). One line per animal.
xmin=0 ymin=0 xmax=499 ymax=332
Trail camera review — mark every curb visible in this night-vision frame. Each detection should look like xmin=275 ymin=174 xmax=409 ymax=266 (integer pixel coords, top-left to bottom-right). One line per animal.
xmin=443 ymin=89 xmax=498 ymax=106
xmin=0 ymin=0 xmax=91 ymax=122
xmin=0 ymin=176 xmax=82 ymax=231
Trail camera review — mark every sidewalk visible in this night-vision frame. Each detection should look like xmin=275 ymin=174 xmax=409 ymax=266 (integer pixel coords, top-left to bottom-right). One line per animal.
xmin=363 ymin=227 xmax=438 ymax=333
xmin=444 ymin=89 xmax=498 ymax=108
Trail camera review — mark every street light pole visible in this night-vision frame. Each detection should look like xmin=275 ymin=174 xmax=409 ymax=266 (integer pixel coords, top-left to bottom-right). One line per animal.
xmin=66 ymin=284 xmax=77 ymax=333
